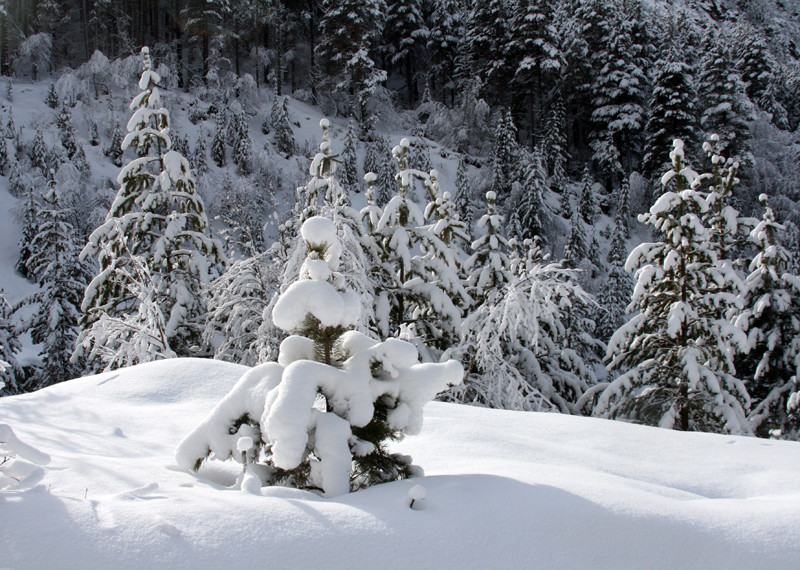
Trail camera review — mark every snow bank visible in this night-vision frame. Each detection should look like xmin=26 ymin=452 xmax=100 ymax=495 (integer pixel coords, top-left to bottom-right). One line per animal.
xmin=2 ymin=359 xmax=800 ymax=568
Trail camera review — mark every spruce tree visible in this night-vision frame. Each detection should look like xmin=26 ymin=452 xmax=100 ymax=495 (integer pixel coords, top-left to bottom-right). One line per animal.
xmin=106 ymin=123 xmax=124 ymax=167
xmin=578 ymin=167 xmax=597 ymax=224
xmin=374 ymin=138 xmax=465 ymax=355
xmin=595 ymin=216 xmax=631 ymax=343
xmin=543 ymin=97 xmax=569 ymax=193
xmin=211 ymin=110 xmax=227 ymax=167
xmin=29 ymin=129 xmax=49 ymax=176
xmin=560 ymin=183 xmax=573 ymax=219
xmin=177 ymin=215 xmax=463 ymax=497
xmin=77 ymin=47 xmax=225 ymax=369
xmin=0 ymin=290 xmax=21 ymax=395
xmin=274 ymin=97 xmax=296 ymax=158
xmin=468 ymin=0 xmax=512 ymax=102
xmin=564 ymin=210 xmax=588 ymax=269
xmin=454 ymin=155 xmax=473 ymax=232
xmin=363 ymin=138 xmax=383 ymax=185
xmin=384 ymin=0 xmax=425 ymax=105
xmin=340 ymin=121 xmax=359 ymax=192
xmin=0 ymin=134 xmax=7 ymax=176
xmin=317 ymin=0 xmax=386 ymax=117
xmin=596 ymin=140 xmax=750 ymax=434
xmin=590 ymin=13 xmax=648 ymax=179
xmin=465 ymin=191 xmax=512 ymax=300
xmin=15 ymin=185 xmax=39 ymax=281
xmin=734 ymin=24 xmax=775 ymax=105
xmin=514 ymin=148 xmax=548 ymax=244
xmin=697 ymin=35 xmax=753 ymax=162
xmin=192 ymin=132 xmax=208 ymax=175
xmin=735 ymin=195 xmax=800 ymax=438
xmin=230 ymin=102 xmax=252 ymax=175
xmin=22 ymin=179 xmax=89 ymax=389
xmin=376 ymin=138 xmax=395 ymax=208
xmin=45 ymin=83 xmax=58 ymax=108
xmin=57 ymin=105 xmax=77 ymax=159
xmin=642 ymin=49 xmax=698 ymax=178
xmin=617 ymin=177 xmax=632 ymax=238
xmin=491 ymin=109 xmax=518 ymax=206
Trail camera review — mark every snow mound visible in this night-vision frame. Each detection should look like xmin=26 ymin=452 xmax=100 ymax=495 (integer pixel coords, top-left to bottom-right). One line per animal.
xmin=0 ymin=359 xmax=799 ymax=568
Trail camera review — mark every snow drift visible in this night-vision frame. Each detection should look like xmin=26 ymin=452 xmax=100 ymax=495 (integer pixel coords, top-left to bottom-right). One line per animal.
xmin=1 ymin=358 xmax=800 ymax=568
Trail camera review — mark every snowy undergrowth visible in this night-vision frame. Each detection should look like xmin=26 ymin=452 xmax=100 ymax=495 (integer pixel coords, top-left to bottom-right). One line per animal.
xmin=1 ymin=358 xmax=799 ymax=568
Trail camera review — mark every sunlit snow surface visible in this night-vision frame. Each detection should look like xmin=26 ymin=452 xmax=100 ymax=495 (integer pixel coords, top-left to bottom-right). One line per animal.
xmin=2 ymin=358 xmax=799 ymax=569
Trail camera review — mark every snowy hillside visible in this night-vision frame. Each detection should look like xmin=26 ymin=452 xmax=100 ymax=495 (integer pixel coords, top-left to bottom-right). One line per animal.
xmin=2 ymin=359 xmax=799 ymax=569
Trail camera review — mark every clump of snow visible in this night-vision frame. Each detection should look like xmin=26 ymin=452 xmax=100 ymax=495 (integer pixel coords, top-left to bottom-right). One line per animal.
xmin=408 ymin=483 xmax=427 ymax=509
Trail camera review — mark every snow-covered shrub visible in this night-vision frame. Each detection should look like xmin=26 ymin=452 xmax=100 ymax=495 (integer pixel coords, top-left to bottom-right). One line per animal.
xmin=177 ymin=216 xmax=463 ymax=497
xmin=0 ymin=424 xmax=50 ymax=491
xmin=14 ymin=33 xmax=52 ymax=80
xmin=55 ymin=71 xmax=87 ymax=108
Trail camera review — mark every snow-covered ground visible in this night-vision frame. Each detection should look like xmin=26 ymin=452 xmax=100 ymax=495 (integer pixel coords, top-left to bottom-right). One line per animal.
xmin=2 ymin=358 xmax=799 ymax=569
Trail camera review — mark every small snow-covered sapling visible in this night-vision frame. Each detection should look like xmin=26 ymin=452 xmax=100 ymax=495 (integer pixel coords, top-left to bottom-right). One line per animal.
xmin=237 ymin=436 xmax=261 ymax=494
xmin=408 ymin=484 xmax=426 ymax=510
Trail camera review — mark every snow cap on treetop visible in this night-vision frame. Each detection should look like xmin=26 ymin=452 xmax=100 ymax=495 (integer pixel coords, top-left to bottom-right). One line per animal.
xmin=301 ymin=216 xmax=342 ymax=269
xmin=486 ymin=190 xmax=497 ymax=201
xmin=319 ymin=118 xmax=329 ymax=128
xmin=364 ymin=172 xmax=377 ymax=183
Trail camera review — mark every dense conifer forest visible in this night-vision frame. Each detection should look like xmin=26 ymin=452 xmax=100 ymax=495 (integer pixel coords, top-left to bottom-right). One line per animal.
xmin=1 ymin=0 xmax=800 ymax=439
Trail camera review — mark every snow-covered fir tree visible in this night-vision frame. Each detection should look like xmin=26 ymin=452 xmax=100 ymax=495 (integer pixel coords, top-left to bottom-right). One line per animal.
xmin=511 ymin=147 xmax=549 ymax=245
xmin=211 ymin=110 xmax=227 ymax=167
xmin=56 ymin=105 xmax=77 ymax=159
xmin=273 ymin=97 xmax=295 ymax=158
xmin=376 ymin=137 xmax=395 ymax=208
xmin=204 ymin=250 xmax=279 ymax=366
xmin=491 ymin=109 xmax=517 ymax=207
xmin=542 ymin=96 xmax=568 ymax=193
xmin=454 ymin=154 xmax=472 ymax=232
xmin=735 ymin=195 xmax=800 ymax=438
xmin=230 ymin=101 xmax=252 ymax=175
xmin=0 ymin=134 xmax=8 ymax=176
xmin=374 ymin=138 xmax=464 ymax=357
xmin=564 ymin=210 xmax=588 ymax=269
xmin=21 ymin=178 xmax=90 ymax=389
xmin=465 ymin=191 xmax=512 ymax=301
xmin=641 ymin=51 xmax=697 ymax=180
xmin=596 ymin=139 xmax=750 ymax=434
xmin=578 ymin=166 xmax=598 ymax=225
xmin=76 ymin=47 xmax=225 ymax=370
xmin=316 ymin=0 xmax=386 ymax=118
xmin=590 ymin=11 xmax=648 ymax=181
xmin=177 ymin=215 xmax=463 ymax=496
xmin=340 ymin=121 xmax=359 ymax=192
xmin=697 ymin=34 xmax=753 ymax=163
xmin=595 ymin=215 xmax=631 ymax=343
xmin=468 ymin=0 xmax=511 ymax=102
xmin=448 ymin=235 xmax=598 ymax=413
xmin=617 ymin=177 xmax=632 ymax=238
xmin=45 ymin=82 xmax=58 ymax=108
xmin=15 ymin=184 xmax=39 ymax=281
xmin=106 ymin=122 xmax=124 ymax=167
xmin=29 ymin=129 xmax=49 ymax=175
xmin=0 ymin=291 xmax=21 ymax=395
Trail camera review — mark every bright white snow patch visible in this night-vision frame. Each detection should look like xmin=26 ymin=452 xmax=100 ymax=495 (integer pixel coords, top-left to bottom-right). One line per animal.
xmin=3 ymin=361 xmax=800 ymax=567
